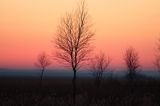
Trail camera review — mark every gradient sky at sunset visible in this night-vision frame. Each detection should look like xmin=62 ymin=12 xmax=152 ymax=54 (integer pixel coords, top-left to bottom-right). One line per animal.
xmin=0 ymin=0 xmax=160 ymax=69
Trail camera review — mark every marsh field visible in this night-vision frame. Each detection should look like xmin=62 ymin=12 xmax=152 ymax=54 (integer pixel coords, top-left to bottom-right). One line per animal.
xmin=0 ymin=75 xmax=160 ymax=106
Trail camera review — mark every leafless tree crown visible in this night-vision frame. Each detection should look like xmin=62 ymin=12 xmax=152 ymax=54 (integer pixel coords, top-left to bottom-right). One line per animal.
xmin=155 ymin=37 xmax=160 ymax=71
xmin=91 ymin=53 xmax=110 ymax=75
xmin=55 ymin=0 xmax=94 ymax=70
xmin=155 ymin=57 xmax=160 ymax=71
xmin=35 ymin=52 xmax=51 ymax=69
xmin=124 ymin=47 xmax=139 ymax=73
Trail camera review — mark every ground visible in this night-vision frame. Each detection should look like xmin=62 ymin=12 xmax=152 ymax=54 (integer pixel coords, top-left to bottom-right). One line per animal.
xmin=0 ymin=76 xmax=159 ymax=106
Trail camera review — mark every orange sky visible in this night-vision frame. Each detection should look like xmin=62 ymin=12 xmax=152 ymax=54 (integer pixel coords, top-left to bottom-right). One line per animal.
xmin=0 ymin=0 xmax=160 ymax=69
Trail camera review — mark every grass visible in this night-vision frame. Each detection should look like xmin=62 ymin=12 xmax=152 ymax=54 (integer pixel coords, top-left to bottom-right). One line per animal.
xmin=0 ymin=76 xmax=160 ymax=106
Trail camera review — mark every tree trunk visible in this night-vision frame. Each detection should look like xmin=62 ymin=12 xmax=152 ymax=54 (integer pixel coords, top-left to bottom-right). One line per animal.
xmin=72 ymin=68 xmax=77 ymax=106
xmin=129 ymin=70 xmax=135 ymax=81
xmin=40 ymin=68 xmax=44 ymax=87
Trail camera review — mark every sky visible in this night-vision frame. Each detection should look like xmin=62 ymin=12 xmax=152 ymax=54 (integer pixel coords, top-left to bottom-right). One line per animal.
xmin=0 ymin=0 xmax=160 ymax=70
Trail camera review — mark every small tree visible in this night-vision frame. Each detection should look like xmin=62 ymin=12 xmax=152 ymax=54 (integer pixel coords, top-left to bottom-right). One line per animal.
xmin=90 ymin=53 xmax=111 ymax=88
xmin=155 ymin=56 xmax=160 ymax=72
xmin=124 ymin=47 xmax=140 ymax=80
xmin=35 ymin=52 xmax=51 ymax=86
xmin=54 ymin=1 xmax=94 ymax=105
xmin=155 ymin=37 xmax=160 ymax=71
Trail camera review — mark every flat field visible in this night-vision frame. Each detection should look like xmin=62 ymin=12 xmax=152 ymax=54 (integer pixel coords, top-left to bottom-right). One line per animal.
xmin=0 ymin=76 xmax=159 ymax=106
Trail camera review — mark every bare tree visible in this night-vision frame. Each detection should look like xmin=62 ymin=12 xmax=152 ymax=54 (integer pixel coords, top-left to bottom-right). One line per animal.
xmin=155 ymin=56 xmax=160 ymax=72
xmin=90 ymin=53 xmax=111 ymax=88
xmin=54 ymin=1 xmax=94 ymax=105
xmin=124 ymin=47 xmax=140 ymax=80
xmin=155 ymin=37 xmax=160 ymax=71
xmin=35 ymin=52 xmax=51 ymax=86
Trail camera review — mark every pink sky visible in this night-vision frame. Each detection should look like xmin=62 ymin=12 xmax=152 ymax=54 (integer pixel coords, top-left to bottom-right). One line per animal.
xmin=0 ymin=0 xmax=160 ymax=69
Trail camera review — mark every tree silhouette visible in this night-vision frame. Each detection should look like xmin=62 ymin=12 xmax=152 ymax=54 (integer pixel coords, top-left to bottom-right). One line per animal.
xmin=54 ymin=1 xmax=94 ymax=105
xmin=35 ymin=52 xmax=51 ymax=86
xmin=124 ymin=47 xmax=140 ymax=80
xmin=155 ymin=37 xmax=160 ymax=72
xmin=90 ymin=53 xmax=111 ymax=88
xmin=155 ymin=56 xmax=160 ymax=72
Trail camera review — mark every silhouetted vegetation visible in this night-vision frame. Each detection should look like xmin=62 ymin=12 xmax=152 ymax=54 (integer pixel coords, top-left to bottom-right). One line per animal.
xmin=35 ymin=52 xmax=51 ymax=86
xmin=155 ymin=37 xmax=160 ymax=72
xmin=54 ymin=1 xmax=94 ymax=105
xmin=124 ymin=47 xmax=140 ymax=81
xmin=90 ymin=53 xmax=111 ymax=88
xmin=0 ymin=76 xmax=159 ymax=106
xmin=1 ymin=0 xmax=159 ymax=106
